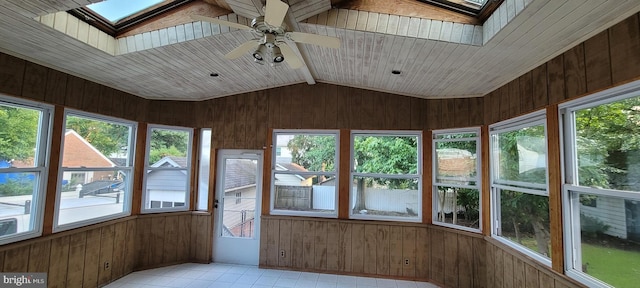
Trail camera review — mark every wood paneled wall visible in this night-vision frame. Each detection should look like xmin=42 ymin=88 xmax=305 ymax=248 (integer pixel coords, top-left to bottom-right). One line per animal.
xmin=0 ymin=218 xmax=136 ymax=288
xmin=483 ymin=13 xmax=640 ymax=124
xmin=259 ymin=216 xmax=485 ymax=288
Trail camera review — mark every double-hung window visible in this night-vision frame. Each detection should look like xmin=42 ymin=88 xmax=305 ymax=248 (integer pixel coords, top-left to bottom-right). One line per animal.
xmin=433 ymin=128 xmax=481 ymax=231
xmin=490 ymin=110 xmax=550 ymax=264
xmin=560 ymin=80 xmax=640 ymax=288
xmin=350 ymin=131 xmax=422 ymax=222
xmin=0 ymin=96 xmax=52 ymax=244
xmin=142 ymin=125 xmax=193 ymax=213
xmin=55 ymin=111 xmax=136 ymax=230
xmin=270 ymin=130 xmax=339 ymax=217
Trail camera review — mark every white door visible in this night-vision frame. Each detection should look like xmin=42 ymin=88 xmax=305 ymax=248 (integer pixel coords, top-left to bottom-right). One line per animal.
xmin=213 ymin=150 xmax=262 ymax=265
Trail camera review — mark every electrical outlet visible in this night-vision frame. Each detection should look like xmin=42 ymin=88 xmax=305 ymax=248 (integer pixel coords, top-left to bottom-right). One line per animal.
xmin=404 ymin=259 xmax=410 ymax=265
xmin=280 ymin=250 xmax=286 ymax=258
xmin=104 ymin=261 xmax=110 ymax=270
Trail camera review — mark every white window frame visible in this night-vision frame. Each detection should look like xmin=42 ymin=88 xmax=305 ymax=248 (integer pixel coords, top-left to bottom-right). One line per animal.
xmin=270 ymin=129 xmax=340 ymax=218
xmin=560 ymin=79 xmax=640 ymax=288
xmin=53 ymin=109 xmax=136 ymax=232
xmin=196 ymin=129 xmax=212 ymax=211
xmin=141 ymin=124 xmax=193 ymax=213
xmin=349 ymin=130 xmax=423 ymax=222
xmin=432 ymin=127 xmax=482 ymax=233
xmin=0 ymin=96 xmax=52 ymax=245
xmin=489 ymin=109 xmax=552 ymax=266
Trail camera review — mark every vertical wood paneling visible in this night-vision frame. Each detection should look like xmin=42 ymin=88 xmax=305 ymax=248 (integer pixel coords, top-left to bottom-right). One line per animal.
xmin=485 ymin=241 xmax=495 ymax=288
xmin=64 ymin=75 xmax=85 ymax=109
xmin=563 ymin=44 xmax=587 ymax=99
xmin=547 ymin=55 xmax=566 ymax=105
xmin=443 ymin=231 xmax=458 ymax=287
xmin=336 ymin=87 xmax=350 ymax=128
xmin=402 ymin=226 xmax=416 ymax=278
xmin=472 ymin=237 xmax=486 ymax=288
xmin=150 ymin=216 xmax=166 ymax=266
xmin=28 ymin=241 xmax=51 ymax=272
xmin=259 ymin=218 xmax=269 ymax=266
xmin=525 ymin=263 xmax=539 ymax=288
xmin=98 ymin=225 xmax=114 ymax=287
xmin=584 ymin=31 xmax=612 ymax=92
xmin=519 ymin=72 xmax=533 ymax=113
xmin=363 ymin=224 xmax=377 ymax=274
xmin=457 ymin=235 xmax=473 ymax=288
xmin=44 ymin=69 xmax=68 ymax=105
xmin=430 ymin=228 xmax=444 ymax=284
xmin=376 ymin=225 xmax=390 ymax=275
xmin=494 ymin=248 xmax=504 ymax=288
xmin=389 ymin=225 xmax=403 ymax=277
xmin=124 ymin=219 xmax=137 ymax=274
xmin=267 ymin=217 xmax=280 ymax=267
xmin=3 ymin=245 xmax=29 ymax=272
xmin=314 ymin=221 xmax=328 ymax=270
xmin=609 ymin=14 xmax=640 ymax=84
xmin=111 ymin=222 xmax=127 ymax=279
xmin=0 ymin=53 xmax=25 ymax=96
xmin=323 ymin=84 xmax=338 ymax=129
xmin=338 ymin=221 xmax=352 ymax=272
xmin=502 ymin=252 xmax=514 ymax=288
xmin=278 ymin=219 xmax=292 ymax=267
xmin=514 ymin=258 xmax=526 ymax=287
xmin=82 ymin=228 xmax=101 ymax=288
xmin=326 ymin=221 xmax=340 ymax=271
xmin=21 ymin=62 xmax=48 ymax=101
xmin=136 ymin=217 xmax=151 ymax=267
xmin=291 ymin=220 xmax=305 ymax=269
xmin=234 ymin=93 xmax=247 ymax=147
xmin=49 ymin=236 xmax=70 ymax=287
xmin=163 ymin=216 xmax=178 ymax=264
xmin=415 ymin=227 xmax=430 ymax=280
xmin=508 ymin=80 xmax=520 ymax=117
xmin=531 ymin=64 xmax=548 ymax=110
xmin=67 ymin=232 xmax=87 ymax=287
xmin=302 ymin=220 xmax=315 ymax=269
xmin=351 ymin=223 xmax=365 ymax=273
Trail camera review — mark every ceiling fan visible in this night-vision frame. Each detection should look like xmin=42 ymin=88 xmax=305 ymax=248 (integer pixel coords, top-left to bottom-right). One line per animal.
xmin=192 ymin=0 xmax=340 ymax=69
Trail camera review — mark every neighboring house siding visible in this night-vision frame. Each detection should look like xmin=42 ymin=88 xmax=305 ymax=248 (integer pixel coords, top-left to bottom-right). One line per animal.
xmin=146 ymin=170 xmax=187 ymax=191
xmin=581 ymin=196 xmax=628 ymax=239
xmin=222 ymin=187 xmax=257 ymax=231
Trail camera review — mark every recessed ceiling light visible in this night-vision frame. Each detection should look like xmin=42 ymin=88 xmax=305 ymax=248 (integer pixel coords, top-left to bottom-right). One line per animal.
xmin=392 ymin=70 xmax=401 ymax=75
xmin=210 ymin=73 xmax=219 ymax=77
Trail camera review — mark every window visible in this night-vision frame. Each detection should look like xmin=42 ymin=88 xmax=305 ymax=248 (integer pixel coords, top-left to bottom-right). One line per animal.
xmin=55 ymin=111 xmax=135 ymax=230
xmin=235 ymin=192 xmax=242 ymax=204
xmin=416 ymin=0 xmax=503 ymax=21
xmin=271 ymin=130 xmax=339 ymax=217
xmin=196 ymin=129 xmax=211 ymax=211
xmin=0 ymin=97 xmax=52 ymax=244
xmin=560 ymin=81 xmax=640 ymax=288
xmin=142 ymin=125 xmax=192 ymax=212
xmin=350 ymin=131 xmax=422 ymax=222
xmin=433 ymin=128 xmax=481 ymax=231
xmin=490 ymin=111 xmax=550 ymax=264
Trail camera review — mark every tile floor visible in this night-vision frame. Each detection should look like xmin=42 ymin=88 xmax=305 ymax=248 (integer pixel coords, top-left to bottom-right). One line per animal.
xmin=104 ymin=262 xmax=441 ymax=288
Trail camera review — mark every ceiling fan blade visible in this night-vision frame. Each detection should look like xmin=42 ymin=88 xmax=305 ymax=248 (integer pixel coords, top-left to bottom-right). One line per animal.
xmin=225 ymin=40 xmax=260 ymax=59
xmin=264 ymin=0 xmax=289 ymax=27
xmin=191 ymin=15 xmax=253 ymax=31
xmin=277 ymin=43 xmax=303 ymax=69
xmin=285 ymin=32 xmax=340 ymax=49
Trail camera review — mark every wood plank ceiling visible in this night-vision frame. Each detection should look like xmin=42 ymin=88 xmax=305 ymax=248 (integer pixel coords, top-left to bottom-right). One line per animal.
xmin=0 ymin=0 xmax=639 ymax=101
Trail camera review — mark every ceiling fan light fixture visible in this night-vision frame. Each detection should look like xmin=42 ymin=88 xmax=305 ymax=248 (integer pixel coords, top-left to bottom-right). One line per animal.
xmin=252 ymin=44 xmax=268 ymax=61
xmin=271 ymin=46 xmax=284 ymax=63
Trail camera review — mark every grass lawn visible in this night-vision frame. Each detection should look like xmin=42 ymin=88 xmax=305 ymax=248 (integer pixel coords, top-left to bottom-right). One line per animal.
xmin=582 ymin=243 xmax=640 ymax=287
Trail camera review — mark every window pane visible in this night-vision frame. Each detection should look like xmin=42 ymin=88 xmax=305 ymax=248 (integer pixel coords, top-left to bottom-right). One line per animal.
xmin=497 ymin=189 xmax=551 ymax=259
xmin=575 ymin=96 xmax=640 ymax=191
xmin=353 ymin=135 xmax=418 ymax=175
xmin=144 ymin=169 xmax=188 ymax=209
xmin=493 ymin=125 xmax=547 ymax=185
xmin=275 ymin=134 xmax=336 ymax=172
xmin=148 ymin=128 xmax=190 ymax=166
xmin=222 ymin=196 xmax=256 ymax=238
xmin=352 ymin=176 xmax=419 ymax=219
xmin=436 ymin=141 xmax=477 ymax=183
xmin=197 ymin=129 xmax=211 ymax=211
xmin=573 ymin=192 xmax=640 ymax=287
xmin=58 ymin=170 xmax=129 ymax=225
xmin=435 ymin=187 xmax=480 ymax=229
xmin=64 ymin=115 xmax=132 ymax=167
xmin=0 ymin=172 xmax=40 ymax=236
xmin=273 ymin=173 xmax=336 ymax=213
xmin=0 ymin=104 xmax=42 ymax=168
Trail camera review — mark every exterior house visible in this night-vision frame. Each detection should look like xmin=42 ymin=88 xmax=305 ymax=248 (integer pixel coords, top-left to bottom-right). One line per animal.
xmin=145 ymin=156 xmax=188 ymax=208
xmin=61 ymin=130 xmax=117 ymax=186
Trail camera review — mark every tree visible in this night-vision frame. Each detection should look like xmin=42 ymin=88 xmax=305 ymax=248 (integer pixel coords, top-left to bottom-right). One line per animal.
xmin=287 ymin=135 xmax=336 ymax=172
xmin=148 ymin=129 xmax=189 ymax=164
xmin=0 ymin=105 xmax=39 ymax=161
xmin=66 ymin=116 xmax=130 ymax=157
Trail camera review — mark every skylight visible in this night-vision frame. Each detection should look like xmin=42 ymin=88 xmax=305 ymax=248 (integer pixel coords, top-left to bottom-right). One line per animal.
xmin=418 ymin=0 xmax=494 ymax=19
xmin=87 ymin=0 xmax=165 ymax=23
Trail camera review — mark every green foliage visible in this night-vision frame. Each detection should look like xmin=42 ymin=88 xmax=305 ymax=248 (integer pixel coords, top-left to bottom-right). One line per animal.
xmin=66 ymin=116 xmax=130 ymax=157
xmin=0 ymin=105 xmax=39 ymax=161
xmin=580 ymin=213 xmax=610 ymax=237
xmin=149 ymin=146 xmax=185 ymax=164
xmin=0 ymin=176 xmax=34 ymax=196
xmin=353 ymin=135 xmax=418 ymax=189
xmin=287 ymin=135 xmax=336 ymax=172
xmin=148 ymin=129 xmax=189 ymax=164
xmin=456 ymin=188 xmax=480 ymax=221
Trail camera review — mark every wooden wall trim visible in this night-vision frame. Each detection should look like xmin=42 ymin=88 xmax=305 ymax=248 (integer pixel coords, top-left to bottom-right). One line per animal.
xmin=546 ymin=105 xmax=564 ymax=273
xmin=42 ymin=105 xmax=64 ymax=235
xmin=131 ymin=122 xmax=147 ymax=215
xmin=189 ymin=128 xmax=200 ymax=210
xmin=338 ymin=129 xmax=351 ymax=219
xmin=481 ymin=125 xmax=491 ymax=236
xmin=261 ymin=130 xmax=273 ymax=216
xmin=422 ymin=130 xmax=432 ymax=224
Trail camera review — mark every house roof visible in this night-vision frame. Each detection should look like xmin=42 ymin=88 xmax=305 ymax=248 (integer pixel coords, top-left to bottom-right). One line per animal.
xmin=151 ymin=156 xmax=188 ymax=168
xmin=224 ymin=159 xmax=257 ymax=190
xmin=1 ymin=0 xmax=637 ymax=101
xmin=62 ymin=130 xmax=116 ymax=168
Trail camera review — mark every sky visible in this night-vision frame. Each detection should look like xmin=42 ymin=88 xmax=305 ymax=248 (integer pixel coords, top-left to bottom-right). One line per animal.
xmin=87 ymin=0 xmax=165 ymax=23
